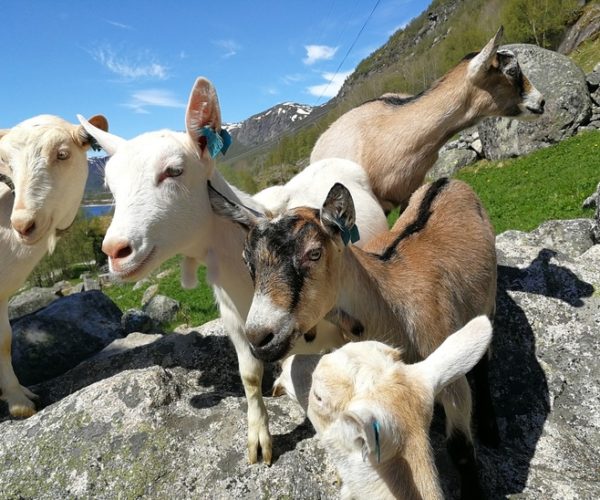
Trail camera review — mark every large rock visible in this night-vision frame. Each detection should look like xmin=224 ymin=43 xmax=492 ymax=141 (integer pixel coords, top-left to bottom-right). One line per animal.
xmin=143 ymin=294 xmax=180 ymax=325
xmin=10 ymin=291 xmax=123 ymax=385
xmin=429 ymin=148 xmax=478 ymax=180
xmin=8 ymin=287 xmax=59 ymax=320
xmin=479 ymin=44 xmax=592 ymax=160
xmin=558 ymin=3 xmax=600 ymax=55
xmin=0 ymin=220 xmax=598 ymax=498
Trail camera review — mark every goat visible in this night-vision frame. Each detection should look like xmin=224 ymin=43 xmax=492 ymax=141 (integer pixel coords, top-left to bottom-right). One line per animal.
xmin=77 ymin=77 xmax=387 ymax=464
xmin=0 ymin=114 xmax=109 ymax=417
xmin=274 ymin=316 xmax=493 ymax=500
xmin=209 ymin=177 xmax=497 ymax=497
xmin=311 ymin=27 xmax=545 ymax=212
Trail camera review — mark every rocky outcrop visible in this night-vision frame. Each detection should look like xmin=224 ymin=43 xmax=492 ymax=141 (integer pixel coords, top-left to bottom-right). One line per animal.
xmin=558 ymin=3 xmax=600 ymax=55
xmin=479 ymin=44 xmax=592 ymax=160
xmin=9 ymin=291 xmax=123 ymax=386
xmin=0 ymin=219 xmax=598 ymax=498
xmin=8 ymin=286 xmax=59 ymax=320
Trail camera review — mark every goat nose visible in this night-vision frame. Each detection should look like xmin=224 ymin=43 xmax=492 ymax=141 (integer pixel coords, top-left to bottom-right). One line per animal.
xmin=11 ymin=217 xmax=36 ymax=238
xmin=102 ymin=238 xmax=133 ymax=260
xmin=248 ymin=328 xmax=276 ymax=349
xmin=539 ymin=99 xmax=546 ymax=113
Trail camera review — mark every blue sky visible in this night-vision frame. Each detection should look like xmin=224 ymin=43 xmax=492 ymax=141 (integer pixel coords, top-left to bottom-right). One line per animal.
xmin=1 ymin=0 xmax=429 ymax=139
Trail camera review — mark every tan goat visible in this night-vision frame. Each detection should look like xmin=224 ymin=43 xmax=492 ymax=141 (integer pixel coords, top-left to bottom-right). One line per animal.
xmin=311 ymin=27 xmax=545 ymax=212
xmin=209 ymin=177 xmax=497 ymax=497
xmin=0 ymin=114 xmax=108 ymax=417
xmin=274 ymin=316 xmax=493 ymax=500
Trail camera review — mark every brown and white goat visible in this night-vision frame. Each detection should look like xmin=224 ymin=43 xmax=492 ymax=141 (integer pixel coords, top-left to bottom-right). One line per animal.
xmin=274 ymin=316 xmax=493 ymax=500
xmin=209 ymin=177 xmax=497 ymax=497
xmin=311 ymin=27 xmax=545 ymax=212
xmin=0 ymin=114 xmax=108 ymax=417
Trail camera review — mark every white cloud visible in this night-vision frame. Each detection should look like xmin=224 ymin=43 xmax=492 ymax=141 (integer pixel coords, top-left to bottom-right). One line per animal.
xmin=213 ymin=39 xmax=241 ymax=58
xmin=105 ymin=19 xmax=133 ymax=30
xmin=306 ymin=70 xmax=353 ymax=98
xmin=282 ymin=73 xmax=305 ymax=85
xmin=92 ymin=47 xmax=168 ymax=81
xmin=303 ymin=45 xmax=338 ymax=65
xmin=124 ymin=89 xmax=185 ymax=114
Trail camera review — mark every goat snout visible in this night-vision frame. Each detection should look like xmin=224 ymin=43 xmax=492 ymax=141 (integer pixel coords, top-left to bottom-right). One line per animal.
xmin=247 ymin=326 xmax=294 ymax=363
xmin=102 ymin=238 xmax=133 ymax=261
xmin=11 ymin=210 xmax=45 ymax=244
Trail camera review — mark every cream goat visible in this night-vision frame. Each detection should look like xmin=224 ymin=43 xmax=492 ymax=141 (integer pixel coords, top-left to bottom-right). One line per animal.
xmin=209 ymin=177 xmax=497 ymax=497
xmin=274 ymin=316 xmax=493 ymax=500
xmin=0 ymin=114 xmax=108 ymax=417
xmin=311 ymin=27 xmax=545 ymax=212
xmin=77 ymin=77 xmax=387 ymax=464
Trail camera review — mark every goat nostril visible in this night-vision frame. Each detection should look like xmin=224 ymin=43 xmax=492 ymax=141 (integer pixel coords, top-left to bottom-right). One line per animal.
xmin=23 ymin=221 xmax=36 ymax=236
xmin=258 ymin=333 xmax=275 ymax=348
xmin=540 ymin=99 xmax=545 ymax=111
xmin=115 ymin=246 xmax=132 ymax=259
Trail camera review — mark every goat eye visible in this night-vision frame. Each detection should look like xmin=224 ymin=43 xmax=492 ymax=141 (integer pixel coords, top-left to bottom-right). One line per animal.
xmin=57 ymin=150 xmax=70 ymax=160
xmin=165 ymin=166 xmax=183 ymax=178
xmin=307 ymin=249 xmax=322 ymax=261
xmin=312 ymin=389 xmax=323 ymax=403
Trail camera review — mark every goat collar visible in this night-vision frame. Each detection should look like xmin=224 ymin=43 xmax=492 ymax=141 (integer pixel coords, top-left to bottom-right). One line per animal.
xmin=198 ymin=127 xmax=232 ymax=158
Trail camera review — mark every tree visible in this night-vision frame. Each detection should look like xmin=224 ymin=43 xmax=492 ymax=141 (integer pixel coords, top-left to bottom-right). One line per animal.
xmin=501 ymin=0 xmax=581 ymax=49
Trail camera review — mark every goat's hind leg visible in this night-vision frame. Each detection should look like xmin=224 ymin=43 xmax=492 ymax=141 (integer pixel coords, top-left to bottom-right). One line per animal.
xmin=0 ymin=300 xmax=37 ymax=418
xmin=440 ymin=376 xmax=485 ymax=500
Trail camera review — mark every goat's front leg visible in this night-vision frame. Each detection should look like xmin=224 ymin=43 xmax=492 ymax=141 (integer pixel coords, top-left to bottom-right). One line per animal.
xmin=229 ymin=326 xmax=272 ymax=464
xmin=0 ymin=300 xmax=37 ymax=417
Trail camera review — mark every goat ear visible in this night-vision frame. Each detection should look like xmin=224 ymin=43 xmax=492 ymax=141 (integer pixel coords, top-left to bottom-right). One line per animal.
xmin=186 ymin=77 xmax=223 ymax=157
xmin=74 ymin=115 xmax=109 ymax=149
xmin=76 ymin=114 xmax=123 ymax=155
xmin=329 ymin=406 xmax=391 ymax=463
xmin=273 ymin=354 xmax=321 ymax=412
xmin=409 ymin=316 xmax=493 ymax=396
xmin=320 ymin=183 xmax=358 ymax=245
xmin=468 ymin=26 xmax=503 ymax=78
xmin=0 ymin=129 xmax=9 ymax=141
xmin=207 ymin=181 xmax=262 ymax=230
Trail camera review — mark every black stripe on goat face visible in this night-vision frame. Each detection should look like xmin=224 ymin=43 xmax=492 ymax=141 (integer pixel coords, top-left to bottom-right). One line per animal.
xmin=243 ymin=208 xmax=341 ymax=361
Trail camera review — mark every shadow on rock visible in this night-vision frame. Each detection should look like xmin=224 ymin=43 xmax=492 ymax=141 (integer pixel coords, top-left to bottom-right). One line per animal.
xmin=477 ymin=249 xmax=593 ymax=497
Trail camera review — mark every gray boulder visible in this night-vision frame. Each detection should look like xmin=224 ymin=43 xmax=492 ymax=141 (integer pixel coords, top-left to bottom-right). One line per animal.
xmin=121 ymin=308 xmax=155 ymax=334
xmin=10 ymin=291 xmax=123 ymax=386
xmin=143 ymin=294 xmax=180 ymax=325
xmin=429 ymin=148 xmax=478 ymax=180
xmin=8 ymin=287 xmax=59 ymax=321
xmin=141 ymin=283 xmax=159 ymax=306
xmin=0 ymin=220 xmax=598 ymax=498
xmin=479 ymin=44 xmax=592 ymax=160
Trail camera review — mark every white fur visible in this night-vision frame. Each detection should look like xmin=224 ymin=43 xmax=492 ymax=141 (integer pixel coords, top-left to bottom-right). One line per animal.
xmin=79 ymin=77 xmax=386 ymax=464
xmin=274 ymin=316 xmax=493 ymax=499
xmin=0 ymin=114 xmax=105 ymax=417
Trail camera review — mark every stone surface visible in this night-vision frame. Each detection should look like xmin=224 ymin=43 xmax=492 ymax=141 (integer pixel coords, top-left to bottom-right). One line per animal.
xmin=82 ymin=275 xmax=101 ymax=291
xmin=143 ymin=294 xmax=180 ymax=325
xmin=0 ymin=219 xmax=598 ymax=498
xmin=121 ymin=308 xmax=155 ymax=334
xmin=558 ymin=3 xmax=600 ymax=55
xmin=429 ymin=148 xmax=478 ymax=180
xmin=9 ymin=291 xmax=123 ymax=385
xmin=479 ymin=44 xmax=592 ymax=160
xmin=141 ymin=283 xmax=159 ymax=306
xmin=8 ymin=287 xmax=59 ymax=321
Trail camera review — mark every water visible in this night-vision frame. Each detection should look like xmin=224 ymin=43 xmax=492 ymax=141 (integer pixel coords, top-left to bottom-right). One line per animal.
xmin=82 ymin=204 xmax=113 ymax=218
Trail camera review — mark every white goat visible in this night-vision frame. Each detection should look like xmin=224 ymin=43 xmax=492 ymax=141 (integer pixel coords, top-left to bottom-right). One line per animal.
xmin=77 ymin=77 xmax=387 ymax=464
xmin=274 ymin=316 xmax=493 ymax=500
xmin=311 ymin=27 xmax=545 ymax=212
xmin=208 ymin=178 xmax=497 ymax=497
xmin=0 ymin=114 xmax=108 ymax=417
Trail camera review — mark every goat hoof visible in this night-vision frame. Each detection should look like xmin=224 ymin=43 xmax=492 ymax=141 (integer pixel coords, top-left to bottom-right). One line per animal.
xmin=7 ymin=396 xmax=37 ymax=419
xmin=247 ymin=429 xmax=273 ymax=465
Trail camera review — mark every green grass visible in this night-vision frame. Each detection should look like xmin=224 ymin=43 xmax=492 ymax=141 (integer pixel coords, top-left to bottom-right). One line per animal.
xmin=105 ymin=132 xmax=600 ymax=330
xmin=569 ymin=35 xmax=600 ymax=73
xmin=103 ymin=256 xmax=218 ymax=330
xmin=455 ymin=131 xmax=599 ymax=234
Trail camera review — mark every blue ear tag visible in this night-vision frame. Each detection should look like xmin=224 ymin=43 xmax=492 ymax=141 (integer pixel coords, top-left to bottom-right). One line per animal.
xmin=198 ymin=127 xmax=232 ymax=158
xmin=334 ymin=217 xmax=361 ymax=246
xmin=373 ymin=420 xmax=381 ymax=464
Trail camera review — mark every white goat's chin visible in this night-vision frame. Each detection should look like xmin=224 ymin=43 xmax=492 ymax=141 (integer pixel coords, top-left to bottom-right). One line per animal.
xmin=111 ymin=247 xmax=157 ymax=282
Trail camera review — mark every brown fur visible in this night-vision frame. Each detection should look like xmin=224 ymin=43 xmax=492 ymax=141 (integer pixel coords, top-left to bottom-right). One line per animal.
xmin=311 ymin=32 xmax=543 ymax=211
